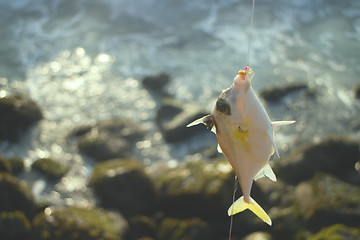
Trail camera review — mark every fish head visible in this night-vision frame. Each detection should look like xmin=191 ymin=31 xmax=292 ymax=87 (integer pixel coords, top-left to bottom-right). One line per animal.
xmin=215 ymin=66 xmax=254 ymax=117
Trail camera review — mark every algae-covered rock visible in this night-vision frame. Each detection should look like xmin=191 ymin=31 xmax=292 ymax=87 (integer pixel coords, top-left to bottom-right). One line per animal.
xmin=0 ymin=211 xmax=31 ymax=240
xmin=260 ymin=82 xmax=308 ymax=102
xmin=149 ymin=158 xmax=233 ymax=220
xmin=156 ymin=97 xmax=209 ymax=142
xmin=158 ymin=217 xmax=210 ymax=240
xmin=0 ymin=173 xmax=38 ymax=218
xmin=243 ymin=232 xmax=273 ymax=240
xmin=32 ymin=157 xmax=69 ymax=180
xmin=294 ymin=173 xmax=360 ymax=231
xmin=69 ymin=118 xmax=146 ymax=161
xmin=275 ymin=136 xmax=360 ymax=184
xmin=32 ymin=206 xmax=129 ymax=240
xmin=0 ymin=93 xmax=43 ymax=141
xmin=89 ymin=159 xmax=156 ymax=216
xmin=7 ymin=157 xmax=24 ymax=174
xmin=128 ymin=215 xmax=156 ymax=240
xmin=0 ymin=156 xmax=12 ymax=173
xmin=308 ymin=224 xmax=360 ymax=240
xmin=0 ymin=156 xmax=24 ymax=174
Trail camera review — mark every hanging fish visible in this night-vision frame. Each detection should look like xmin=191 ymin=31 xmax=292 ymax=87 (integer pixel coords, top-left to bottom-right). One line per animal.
xmin=187 ymin=66 xmax=295 ymax=225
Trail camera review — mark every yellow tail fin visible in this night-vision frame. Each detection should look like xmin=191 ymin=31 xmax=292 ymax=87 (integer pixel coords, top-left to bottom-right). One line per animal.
xmin=227 ymin=196 xmax=272 ymax=226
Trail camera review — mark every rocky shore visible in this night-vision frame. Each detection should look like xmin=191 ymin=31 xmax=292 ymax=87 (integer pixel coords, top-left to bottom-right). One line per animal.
xmin=0 ymin=75 xmax=359 ymax=240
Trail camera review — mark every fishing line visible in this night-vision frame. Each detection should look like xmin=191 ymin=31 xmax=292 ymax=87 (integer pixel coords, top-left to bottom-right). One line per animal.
xmin=228 ymin=176 xmax=238 ymax=240
xmin=246 ymin=0 xmax=255 ymax=67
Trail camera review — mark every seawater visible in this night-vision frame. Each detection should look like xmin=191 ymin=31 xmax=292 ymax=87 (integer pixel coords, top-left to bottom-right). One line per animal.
xmin=0 ymin=0 xmax=359 ymax=206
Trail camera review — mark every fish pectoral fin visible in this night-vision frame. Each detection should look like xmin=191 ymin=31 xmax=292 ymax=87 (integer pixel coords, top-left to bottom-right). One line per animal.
xmin=254 ymin=164 xmax=277 ymax=182
xmin=187 ymin=115 xmax=215 ymax=132
xmin=267 ymin=127 xmax=279 ymax=158
xmin=272 ymin=120 xmax=296 ymax=127
xmin=228 ymin=196 xmax=272 ymax=226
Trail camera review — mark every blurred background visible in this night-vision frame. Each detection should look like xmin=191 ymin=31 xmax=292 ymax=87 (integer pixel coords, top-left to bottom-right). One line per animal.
xmin=0 ymin=0 xmax=359 ymax=239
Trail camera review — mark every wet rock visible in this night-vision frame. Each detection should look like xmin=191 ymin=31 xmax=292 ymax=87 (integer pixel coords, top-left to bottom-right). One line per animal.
xmin=0 ymin=211 xmax=32 ymax=240
xmin=293 ymin=173 xmax=360 ymax=231
xmin=7 ymin=157 xmax=24 ymax=174
xmin=142 ymin=73 xmax=171 ymax=93
xmin=32 ymin=157 xmax=70 ymax=180
xmin=270 ymin=207 xmax=304 ymax=240
xmin=354 ymin=83 xmax=360 ymax=99
xmin=0 ymin=173 xmax=39 ymax=219
xmin=69 ymin=118 xmax=146 ymax=161
xmin=0 ymin=93 xmax=43 ymax=141
xmin=158 ymin=217 xmax=210 ymax=240
xmin=148 ymin=158 xmax=233 ymax=222
xmin=89 ymin=159 xmax=156 ymax=216
xmin=308 ymin=224 xmax=360 ymax=240
xmin=275 ymin=136 xmax=360 ymax=184
xmin=260 ymin=82 xmax=308 ymax=102
xmin=0 ymin=156 xmax=24 ymax=175
xmin=32 ymin=206 xmax=129 ymax=240
xmin=156 ymin=97 xmax=209 ymax=142
xmin=0 ymin=156 xmax=12 ymax=173
xmin=128 ymin=215 xmax=156 ymax=240
xmin=243 ymin=232 xmax=273 ymax=240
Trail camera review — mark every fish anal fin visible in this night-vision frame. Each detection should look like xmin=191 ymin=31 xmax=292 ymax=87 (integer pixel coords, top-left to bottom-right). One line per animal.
xmin=228 ymin=196 xmax=272 ymax=226
xmin=272 ymin=121 xmax=296 ymax=127
xmin=217 ymin=144 xmax=223 ymax=153
xmin=254 ymin=164 xmax=277 ymax=182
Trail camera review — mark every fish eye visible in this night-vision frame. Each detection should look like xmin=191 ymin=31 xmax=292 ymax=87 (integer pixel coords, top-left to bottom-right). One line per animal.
xmin=216 ymin=98 xmax=231 ymax=115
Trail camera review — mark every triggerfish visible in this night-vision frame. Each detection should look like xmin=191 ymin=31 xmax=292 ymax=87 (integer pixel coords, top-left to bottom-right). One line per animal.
xmin=187 ymin=66 xmax=295 ymax=225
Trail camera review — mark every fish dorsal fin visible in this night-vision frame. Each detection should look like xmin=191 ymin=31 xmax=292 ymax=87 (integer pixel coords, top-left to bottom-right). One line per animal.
xmin=267 ymin=127 xmax=279 ymax=158
xmin=217 ymin=144 xmax=223 ymax=153
xmin=254 ymin=164 xmax=277 ymax=182
xmin=272 ymin=121 xmax=296 ymax=127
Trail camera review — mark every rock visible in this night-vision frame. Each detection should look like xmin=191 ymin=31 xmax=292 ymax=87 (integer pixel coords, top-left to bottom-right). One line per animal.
xmin=32 ymin=206 xmax=129 ymax=240
xmin=156 ymin=97 xmax=209 ymax=142
xmin=0 ymin=156 xmax=12 ymax=173
xmin=142 ymin=73 xmax=171 ymax=93
xmin=260 ymin=83 xmax=308 ymax=102
xmin=158 ymin=217 xmax=210 ymax=240
xmin=0 ymin=173 xmax=39 ymax=219
xmin=0 ymin=211 xmax=32 ymax=240
xmin=69 ymin=118 xmax=146 ymax=161
xmin=89 ymin=159 xmax=156 ymax=216
xmin=308 ymin=224 xmax=360 ymax=240
xmin=7 ymin=157 xmax=24 ymax=174
xmin=275 ymin=136 xmax=360 ymax=184
xmin=242 ymin=232 xmax=273 ymax=240
xmin=0 ymin=93 xmax=43 ymax=141
xmin=354 ymin=83 xmax=360 ymax=99
xmin=128 ymin=215 xmax=156 ymax=240
xmin=148 ymin=158 xmax=234 ymax=230
xmin=0 ymin=156 xmax=24 ymax=175
xmin=32 ymin=157 xmax=69 ymax=180
xmin=293 ymin=173 xmax=360 ymax=231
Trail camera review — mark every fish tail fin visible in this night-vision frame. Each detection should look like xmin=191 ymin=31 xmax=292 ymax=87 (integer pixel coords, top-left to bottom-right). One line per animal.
xmin=227 ymin=196 xmax=272 ymax=226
